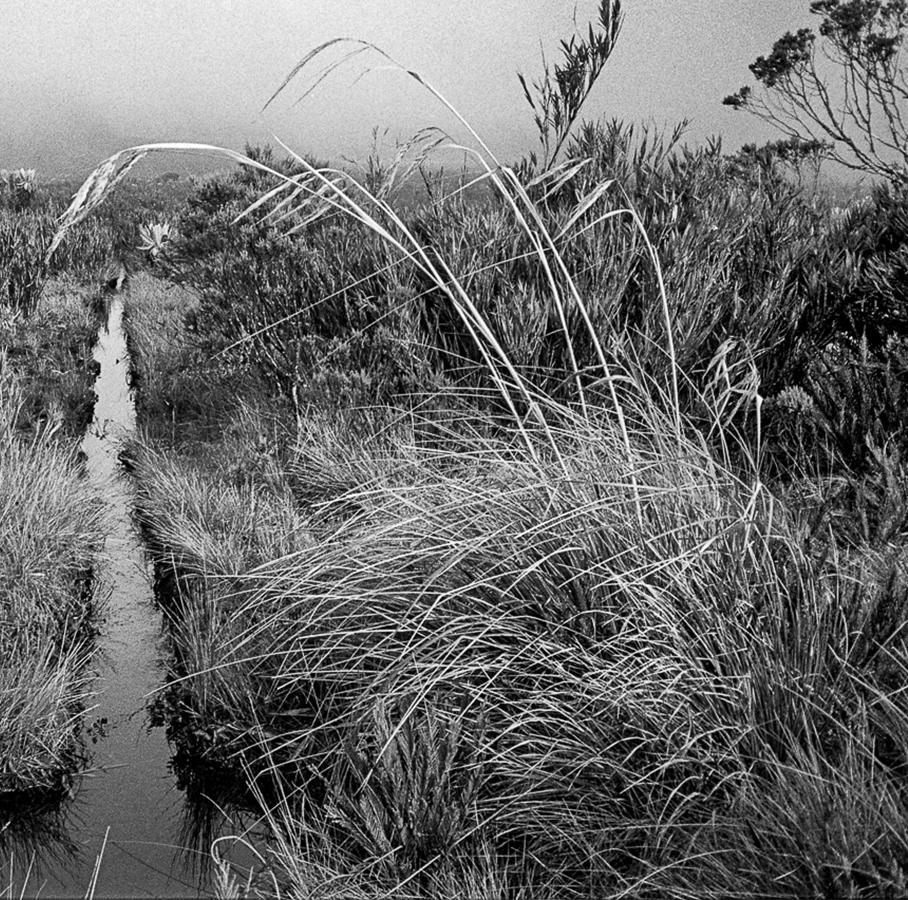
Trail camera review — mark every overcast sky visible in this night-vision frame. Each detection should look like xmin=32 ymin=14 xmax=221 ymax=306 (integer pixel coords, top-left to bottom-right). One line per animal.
xmin=2 ymin=1 xmax=813 ymax=176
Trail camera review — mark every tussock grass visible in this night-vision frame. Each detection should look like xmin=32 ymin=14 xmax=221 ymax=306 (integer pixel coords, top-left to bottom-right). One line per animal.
xmin=123 ymin=364 xmax=908 ymax=895
xmin=0 ymin=372 xmax=103 ymax=797
xmin=224 ymin=406 xmax=908 ymax=897
xmin=127 ymin=419 xmax=310 ymax=772
xmin=131 ymin=436 xmax=308 ymax=579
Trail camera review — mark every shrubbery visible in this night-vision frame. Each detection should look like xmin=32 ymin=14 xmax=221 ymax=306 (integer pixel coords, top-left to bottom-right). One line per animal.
xmin=162 ymin=147 xmax=432 ymax=405
xmin=160 ymin=131 xmax=908 ymax=492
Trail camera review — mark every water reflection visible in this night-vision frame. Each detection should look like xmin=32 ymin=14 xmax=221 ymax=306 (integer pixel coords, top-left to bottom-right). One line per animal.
xmin=1 ymin=764 xmax=265 ymax=897
xmin=0 ymin=793 xmax=81 ymax=879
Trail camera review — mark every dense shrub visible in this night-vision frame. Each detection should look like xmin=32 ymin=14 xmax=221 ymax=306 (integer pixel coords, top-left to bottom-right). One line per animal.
xmin=157 ymin=131 xmax=908 ymax=494
xmin=165 ymin=148 xmax=434 ymax=405
xmin=815 ymin=180 xmax=908 ymax=346
xmin=758 ymin=181 xmax=908 ymax=482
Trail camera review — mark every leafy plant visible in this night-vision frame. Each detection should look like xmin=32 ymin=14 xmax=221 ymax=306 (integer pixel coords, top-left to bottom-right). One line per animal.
xmin=518 ymin=0 xmax=623 ymax=170
xmin=137 ymin=220 xmax=173 ymax=260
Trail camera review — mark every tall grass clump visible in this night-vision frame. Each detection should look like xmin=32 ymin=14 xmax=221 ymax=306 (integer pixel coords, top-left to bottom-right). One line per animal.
xmin=222 ymin=402 xmax=905 ymax=898
xmin=0 ymin=370 xmax=103 ymax=797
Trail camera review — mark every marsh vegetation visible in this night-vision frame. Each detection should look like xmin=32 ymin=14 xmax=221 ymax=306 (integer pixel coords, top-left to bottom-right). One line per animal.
xmin=4 ymin=1 xmax=908 ymax=896
xmin=0 ymin=258 xmax=106 ymax=803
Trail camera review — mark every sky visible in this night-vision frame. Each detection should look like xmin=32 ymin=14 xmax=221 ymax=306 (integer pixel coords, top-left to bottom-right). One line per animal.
xmin=1 ymin=1 xmax=815 ymax=177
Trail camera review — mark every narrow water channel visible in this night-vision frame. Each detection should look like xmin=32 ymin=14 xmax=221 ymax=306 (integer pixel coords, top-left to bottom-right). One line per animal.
xmin=3 ymin=295 xmax=259 ymax=898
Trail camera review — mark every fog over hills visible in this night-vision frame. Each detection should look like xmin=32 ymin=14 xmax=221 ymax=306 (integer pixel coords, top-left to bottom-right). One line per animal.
xmin=6 ymin=2 xmax=824 ymax=184
xmin=0 ymin=81 xmax=127 ymax=176
xmin=0 ymin=80 xmax=242 ymax=180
